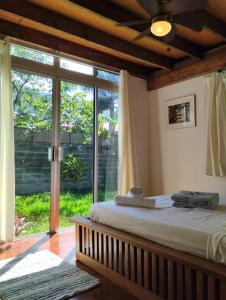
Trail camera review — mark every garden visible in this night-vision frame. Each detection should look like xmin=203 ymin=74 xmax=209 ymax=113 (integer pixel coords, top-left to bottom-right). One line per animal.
xmin=15 ymin=190 xmax=116 ymax=236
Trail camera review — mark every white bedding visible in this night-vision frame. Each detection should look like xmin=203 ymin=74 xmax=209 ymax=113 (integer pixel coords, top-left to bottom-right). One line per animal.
xmin=90 ymin=195 xmax=226 ymax=264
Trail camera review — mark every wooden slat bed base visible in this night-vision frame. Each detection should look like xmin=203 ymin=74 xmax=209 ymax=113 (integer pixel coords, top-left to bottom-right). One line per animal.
xmin=72 ymin=217 xmax=226 ymax=300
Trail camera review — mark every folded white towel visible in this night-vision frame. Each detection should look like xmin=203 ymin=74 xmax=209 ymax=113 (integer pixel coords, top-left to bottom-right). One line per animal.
xmin=127 ymin=187 xmax=143 ymax=198
xmin=127 ymin=191 xmax=143 ymax=198
xmin=115 ymin=195 xmax=156 ymax=208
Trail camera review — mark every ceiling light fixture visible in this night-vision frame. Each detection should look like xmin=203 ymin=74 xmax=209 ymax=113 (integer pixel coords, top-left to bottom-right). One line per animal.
xmin=150 ymin=14 xmax=172 ymax=37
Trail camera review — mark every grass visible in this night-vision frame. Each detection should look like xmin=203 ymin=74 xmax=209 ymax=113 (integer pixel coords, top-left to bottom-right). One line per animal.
xmin=16 ymin=190 xmax=116 ymax=236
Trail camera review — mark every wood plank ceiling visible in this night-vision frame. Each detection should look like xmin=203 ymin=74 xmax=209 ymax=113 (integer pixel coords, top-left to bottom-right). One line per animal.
xmin=0 ymin=0 xmax=225 ymax=86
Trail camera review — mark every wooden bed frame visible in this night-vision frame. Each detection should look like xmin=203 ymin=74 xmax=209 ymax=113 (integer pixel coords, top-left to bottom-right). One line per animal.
xmin=72 ymin=217 xmax=226 ymax=300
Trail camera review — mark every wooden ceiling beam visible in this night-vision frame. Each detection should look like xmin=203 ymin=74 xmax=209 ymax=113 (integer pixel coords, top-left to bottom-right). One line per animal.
xmin=147 ymin=46 xmax=226 ymax=90
xmin=69 ymin=0 xmax=206 ymax=58
xmin=175 ymin=10 xmax=226 ymax=38
xmin=0 ymin=0 xmax=173 ymax=70
xmin=0 ymin=19 xmax=153 ymax=78
xmin=198 ymin=10 xmax=226 ymax=38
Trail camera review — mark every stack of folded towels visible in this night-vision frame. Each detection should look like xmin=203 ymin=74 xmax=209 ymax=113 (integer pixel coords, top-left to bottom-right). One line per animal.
xmin=171 ymin=191 xmax=219 ymax=209
xmin=115 ymin=187 xmax=156 ymax=208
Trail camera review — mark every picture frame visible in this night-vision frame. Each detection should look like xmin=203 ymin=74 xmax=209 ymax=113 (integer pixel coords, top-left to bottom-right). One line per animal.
xmin=165 ymin=94 xmax=196 ymax=129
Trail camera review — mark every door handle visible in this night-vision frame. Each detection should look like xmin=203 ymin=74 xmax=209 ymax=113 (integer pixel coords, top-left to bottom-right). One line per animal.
xmin=58 ymin=146 xmax=64 ymax=162
xmin=48 ymin=146 xmax=53 ymax=162
xmin=48 ymin=146 xmax=64 ymax=162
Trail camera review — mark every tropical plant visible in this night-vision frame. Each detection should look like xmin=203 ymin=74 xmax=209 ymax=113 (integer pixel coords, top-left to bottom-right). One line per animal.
xmin=14 ymin=215 xmax=32 ymax=236
xmin=61 ymin=153 xmax=86 ymax=191
xmin=12 ymin=72 xmax=118 ymax=144
xmin=12 ymin=44 xmax=119 ymax=144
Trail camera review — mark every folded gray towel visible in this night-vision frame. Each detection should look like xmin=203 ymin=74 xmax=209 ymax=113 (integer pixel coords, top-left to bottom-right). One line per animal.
xmin=172 ymin=191 xmax=219 ymax=209
xmin=173 ymin=202 xmax=211 ymax=209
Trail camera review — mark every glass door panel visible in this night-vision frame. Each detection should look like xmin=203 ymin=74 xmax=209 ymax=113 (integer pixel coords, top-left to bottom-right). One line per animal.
xmin=59 ymin=80 xmax=94 ymax=228
xmin=97 ymin=88 xmax=119 ymax=202
xmin=13 ymin=70 xmax=53 ymax=236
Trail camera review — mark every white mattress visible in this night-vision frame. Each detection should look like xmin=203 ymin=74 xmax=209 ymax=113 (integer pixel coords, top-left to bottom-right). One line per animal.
xmin=90 ymin=195 xmax=226 ymax=264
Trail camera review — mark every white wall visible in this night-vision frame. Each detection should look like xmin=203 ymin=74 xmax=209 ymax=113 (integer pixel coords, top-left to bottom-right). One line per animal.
xmin=149 ymin=76 xmax=226 ymax=199
xmin=129 ymin=75 xmax=151 ymax=195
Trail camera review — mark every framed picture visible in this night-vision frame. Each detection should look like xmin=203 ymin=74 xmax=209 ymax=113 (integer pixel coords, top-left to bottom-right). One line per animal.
xmin=165 ymin=94 xmax=196 ymax=129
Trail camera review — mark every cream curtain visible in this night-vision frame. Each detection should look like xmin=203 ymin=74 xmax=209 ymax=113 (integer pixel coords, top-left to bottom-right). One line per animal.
xmin=0 ymin=39 xmax=15 ymax=241
xmin=205 ymin=72 xmax=226 ymax=176
xmin=118 ymin=70 xmax=137 ymax=195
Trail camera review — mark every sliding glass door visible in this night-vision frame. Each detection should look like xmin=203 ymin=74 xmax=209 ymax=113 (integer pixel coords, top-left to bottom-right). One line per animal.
xmin=59 ymin=80 xmax=94 ymax=228
xmin=11 ymin=41 xmax=118 ymax=237
xmin=13 ymin=70 xmax=53 ymax=236
xmin=97 ymin=88 xmax=118 ymax=202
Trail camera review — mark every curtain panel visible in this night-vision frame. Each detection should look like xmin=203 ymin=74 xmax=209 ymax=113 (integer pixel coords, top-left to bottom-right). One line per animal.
xmin=0 ymin=39 xmax=15 ymax=241
xmin=118 ymin=70 xmax=137 ymax=195
xmin=205 ymin=72 xmax=226 ymax=177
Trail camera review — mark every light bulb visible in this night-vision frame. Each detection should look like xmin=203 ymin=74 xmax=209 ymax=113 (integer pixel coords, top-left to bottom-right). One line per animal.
xmin=151 ymin=20 xmax=172 ymax=37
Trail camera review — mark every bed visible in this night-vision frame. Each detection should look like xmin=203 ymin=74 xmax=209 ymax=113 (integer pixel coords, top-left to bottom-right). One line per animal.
xmin=72 ymin=195 xmax=226 ymax=300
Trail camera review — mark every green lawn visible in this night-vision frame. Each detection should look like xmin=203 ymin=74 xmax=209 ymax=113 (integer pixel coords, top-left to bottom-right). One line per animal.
xmin=16 ymin=191 xmax=116 ymax=236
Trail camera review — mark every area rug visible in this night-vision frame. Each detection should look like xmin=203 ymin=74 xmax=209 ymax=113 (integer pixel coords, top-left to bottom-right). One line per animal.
xmin=0 ymin=250 xmax=100 ymax=300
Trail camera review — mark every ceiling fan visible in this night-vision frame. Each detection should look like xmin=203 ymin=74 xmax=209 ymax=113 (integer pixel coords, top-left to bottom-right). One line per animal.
xmin=117 ymin=0 xmax=207 ymax=43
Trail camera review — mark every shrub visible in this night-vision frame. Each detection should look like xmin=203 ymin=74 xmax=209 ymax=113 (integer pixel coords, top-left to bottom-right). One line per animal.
xmin=61 ymin=153 xmax=86 ymax=190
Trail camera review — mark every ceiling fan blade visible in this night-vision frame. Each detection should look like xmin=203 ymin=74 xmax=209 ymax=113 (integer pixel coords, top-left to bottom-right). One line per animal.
xmin=133 ymin=27 xmax=151 ymax=41
xmin=167 ymin=0 xmax=207 ymax=15
xmin=116 ymin=20 xmax=150 ymax=27
xmin=174 ymin=11 xmax=203 ymax=32
xmin=137 ymin=0 xmax=159 ymax=16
